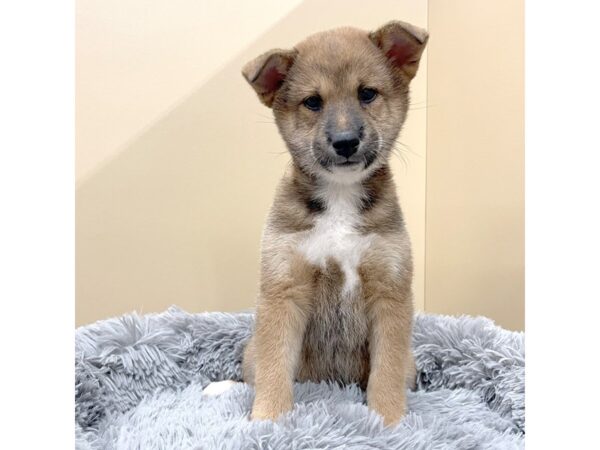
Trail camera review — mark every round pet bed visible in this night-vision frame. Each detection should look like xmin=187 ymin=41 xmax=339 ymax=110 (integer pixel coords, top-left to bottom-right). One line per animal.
xmin=75 ymin=307 xmax=524 ymax=449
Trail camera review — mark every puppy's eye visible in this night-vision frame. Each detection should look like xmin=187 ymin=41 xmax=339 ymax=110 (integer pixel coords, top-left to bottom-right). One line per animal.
xmin=358 ymin=87 xmax=378 ymax=104
xmin=303 ymin=95 xmax=323 ymax=111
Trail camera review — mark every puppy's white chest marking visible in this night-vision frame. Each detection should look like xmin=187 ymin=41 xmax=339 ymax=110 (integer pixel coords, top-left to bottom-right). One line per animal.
xmin=298 ymin=183 xmax=373 ymax=295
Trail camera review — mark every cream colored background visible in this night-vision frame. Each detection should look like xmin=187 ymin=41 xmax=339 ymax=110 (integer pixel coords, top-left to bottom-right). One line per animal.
xmin=425 ymin=0 xmax=524 ymax=331
xmin=76 ymin=0 xmax=523 ymax=331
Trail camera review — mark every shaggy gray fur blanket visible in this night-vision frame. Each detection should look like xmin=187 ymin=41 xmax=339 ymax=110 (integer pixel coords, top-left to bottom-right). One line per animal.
xmin=75 ymin=307 xmax=524 ymax=449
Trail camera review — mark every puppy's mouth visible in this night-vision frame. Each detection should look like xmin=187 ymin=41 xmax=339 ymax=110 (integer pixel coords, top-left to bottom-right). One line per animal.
xmin=336 ymin=160 xmax=361 ymax=167
xmin=319 ymin=151 xmax=377 ymax=171
xmin=319 ymin=158 xmax=361 ymax=171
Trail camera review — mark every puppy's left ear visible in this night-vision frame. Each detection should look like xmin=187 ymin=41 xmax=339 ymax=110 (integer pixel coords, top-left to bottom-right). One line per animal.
xmin=370 ymin=21 xmax=428 ymax=81
xmin=242 ymin=48 xmax=297 ymax=108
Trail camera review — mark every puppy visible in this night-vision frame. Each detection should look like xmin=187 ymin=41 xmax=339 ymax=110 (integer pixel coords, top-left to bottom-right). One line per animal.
xmin=214 ymin=21 xmax=427 ymax=427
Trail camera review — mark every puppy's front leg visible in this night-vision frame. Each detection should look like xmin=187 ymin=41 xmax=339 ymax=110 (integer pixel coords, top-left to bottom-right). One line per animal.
xmin=363 ymin=268 xmax=414 ymax=426
xmin=251 ymin=259 xmax=313 ymax=421
xmin=251 ymin=299 xmax=307 ymax=420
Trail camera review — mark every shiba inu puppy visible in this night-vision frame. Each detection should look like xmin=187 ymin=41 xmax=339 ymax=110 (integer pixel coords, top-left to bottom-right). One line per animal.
xmin=205 ymin=20 xmax=427 ymax=427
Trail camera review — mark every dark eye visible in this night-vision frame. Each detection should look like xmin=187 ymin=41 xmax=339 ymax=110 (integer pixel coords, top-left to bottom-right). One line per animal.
xmin=358 ymin=87 xmax=378 ymax=104
xmin=303 ymin=95 xmax=323 ymax=111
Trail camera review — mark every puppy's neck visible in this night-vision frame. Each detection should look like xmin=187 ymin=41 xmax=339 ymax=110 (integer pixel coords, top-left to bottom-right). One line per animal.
xmin=271 ymin=162 xmax=401 ymax=234
xmin=291 ymin=162 xmax=394 ymax=215
xmin=313 ymin=176 xmax=365 ymax=218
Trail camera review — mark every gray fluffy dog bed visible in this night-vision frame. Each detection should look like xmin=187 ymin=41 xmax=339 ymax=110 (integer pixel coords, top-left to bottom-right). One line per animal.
xmin=75 ymin=307 xmax=524 ymax=449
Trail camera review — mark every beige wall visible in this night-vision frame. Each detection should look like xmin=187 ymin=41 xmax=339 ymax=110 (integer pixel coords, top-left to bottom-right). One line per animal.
xmin=76 ymin=0 xmax=524 ymax=331
xmin=425 ymin=0 xmax=524 ymax=330
xmin=76 ymin=0 xmax=428 ymax=326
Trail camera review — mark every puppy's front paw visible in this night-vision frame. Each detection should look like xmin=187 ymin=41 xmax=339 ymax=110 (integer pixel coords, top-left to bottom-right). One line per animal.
xmin=250 ymin=406 xmax=290 ymax=421
xmin=250 ymin=396 xmax=292 ymax=421
xmin=380 ymin=409 xmax=405 ymax=427
xmin=250 ymin=408 xmax=282 ymax=421
xmin=368 ymin=388 xmax=407 ymax=427
xmin=370 ymin=401 xmax=406 ymax=427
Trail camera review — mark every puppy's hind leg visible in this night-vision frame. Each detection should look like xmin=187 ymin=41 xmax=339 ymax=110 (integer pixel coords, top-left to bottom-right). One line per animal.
xmin=202 ymin=337 xmax=256 ymax=397
xmin=241 ymin=336 xmax=256 ymax=385
xmin=405 ymin=350 xmax=417 ymax=391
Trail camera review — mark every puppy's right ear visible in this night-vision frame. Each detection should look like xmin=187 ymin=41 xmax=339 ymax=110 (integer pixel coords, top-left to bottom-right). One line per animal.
xmin=242 ymin=49 xmax=297 ymax=108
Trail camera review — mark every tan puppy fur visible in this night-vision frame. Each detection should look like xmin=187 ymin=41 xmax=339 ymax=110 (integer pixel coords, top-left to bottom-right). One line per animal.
xmin=241 ymin=21 xmax=428 ymax=426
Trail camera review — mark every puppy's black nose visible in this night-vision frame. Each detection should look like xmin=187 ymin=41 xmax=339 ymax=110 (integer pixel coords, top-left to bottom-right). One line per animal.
xmin=331 ymin=132 xmax=360 ymax=158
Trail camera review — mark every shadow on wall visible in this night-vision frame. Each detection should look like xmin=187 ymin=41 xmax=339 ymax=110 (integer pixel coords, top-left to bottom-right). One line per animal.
xmin=76 ymin=0 xmax=426 ymax=325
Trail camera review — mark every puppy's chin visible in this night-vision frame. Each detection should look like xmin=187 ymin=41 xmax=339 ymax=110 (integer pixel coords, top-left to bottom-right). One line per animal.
xmin=317 ymin=160 xmax=380 ymax=185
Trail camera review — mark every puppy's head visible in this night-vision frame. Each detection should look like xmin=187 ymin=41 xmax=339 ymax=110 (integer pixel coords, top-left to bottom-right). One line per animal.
xmin=243 ymin=21 xmax=428 ymax=183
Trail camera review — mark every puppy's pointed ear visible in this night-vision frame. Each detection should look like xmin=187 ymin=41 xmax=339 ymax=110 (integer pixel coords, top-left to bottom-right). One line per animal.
xmin=242 ymin=48 xmax=297 ymax=107
xmin=370 ymin=21 xmax=428 ymax=81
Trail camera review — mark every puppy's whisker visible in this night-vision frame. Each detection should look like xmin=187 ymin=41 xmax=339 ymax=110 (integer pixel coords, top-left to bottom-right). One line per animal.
xmin=396 ymin=141 xmax=423 ymax=159
xmin=376 ymin=138 xmax=414 ymax=170
xmin=362 ymin=154 xmax=369 ymax=169
xmin=376 ymin=129 xmax=382 ymax=154
xmin=267 ymin=150 xmax=289 ymax=157
xmin=390 ymin=147 xmax=409 ymax=170
xmin=378 ymin=137 xmax=423 ymax=161
xmin=255 ymin=112 xmax=275 ymax=120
